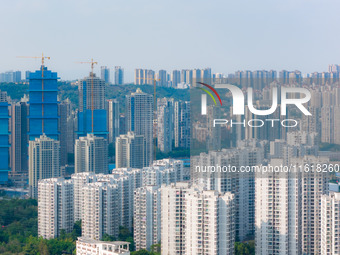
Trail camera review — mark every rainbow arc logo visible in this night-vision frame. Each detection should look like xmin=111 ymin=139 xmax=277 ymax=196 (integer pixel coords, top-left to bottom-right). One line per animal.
xmin=197 ymin=82 xmax=222 ymax=106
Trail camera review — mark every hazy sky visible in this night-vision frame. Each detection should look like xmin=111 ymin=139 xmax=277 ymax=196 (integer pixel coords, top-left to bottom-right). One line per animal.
xmin=1 ymin=0 xmax=340 ymax=82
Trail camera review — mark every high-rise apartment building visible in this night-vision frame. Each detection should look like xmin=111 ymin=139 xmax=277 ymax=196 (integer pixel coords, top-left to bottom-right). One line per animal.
xmin=153 ymin=158 xmax=183 ymax=182
xmin=207 ymin=105 xmax=221 ymax=151
xmin=134 ymin=186 xmax=161 ymax=251
xmin=158 ymin=70 xmax=167 ymax=87
xmin=0 ymin=71 xmax=21 ymax=83
xmin=119 ymin=114 xmax=126 ymax=135
xmin=171 ymin=70 xmax=180 ymax=88
xmin=157 ymin=98 xmax=174 ymax=153
xmin=126 ymin=89 xmax=153 ymax=166
xmin=134 ymin=69 xmax=155 ymax=85
xmin=201 ymin=67 xmax=212 ymax=82
xmin=161 ymin=182 xmax=189 ymax=255
xmin=255 ymin=156 xmax=329 ymax=254
xmin=181 ymin=69 xmax=193 ymax=85
xmin=101 ymin=66 xmax=110 ymax=83
xmin=107 ymin=99 xmax=119 ymax=144
xmin=71 ymin=172 xmax=98 ymax=221
xmin=71 ymin=173 xmax=96 ymax=222
xmin=294 ymin=156 xmax=329 ymax=255
xmin=185 ymin=189 xmax=235 ymax=255
xmin=78 ymin=73 xmax=107 ymax=138
xmin=82 ymin=182 xmax=120 ymax=240
xmin=321 ymin=106 xmax=334 ymax=143
xmin=321 ymin=192 xmax=340 ymax=255
xmin=25 ymin=71 xmax=31 ymax=82
xmin=75 ymin=134 xmax=108 ymax=174
xmin=328 ymin=64 xmax=340 ymax=73
xmin=10 ymin=98 xmax=29 ymax=173
xmin=28 ymin=66 xmax=59 ymax=141
xmin=114 ymin=175 xmax=135 ymax=232
xmin=161 ymin=183 xmax=235 ymax=255
xmin=174 ymin=101 xmax=190 ymax=149
xmin=38 ymin=178 xmax=74 ymax=239
xmin=0 ymin=90 xmax=10 ymax=184
xmin=141 ymin=165 xmax=176 ymax=187
xmin=115 ymin=132 xmax=146 ymax=169
xmin=59 ymin=99 xmax=71 ymax=166
xmin=191 ymin=141 xmax=265 ymax=241
xmin=255 ymin=159 xmax=302 ymax=255
xmin=114 ymin=66 xmax=124 ymax=85
xmin=29 ymin=134 xmax=61 ymax=198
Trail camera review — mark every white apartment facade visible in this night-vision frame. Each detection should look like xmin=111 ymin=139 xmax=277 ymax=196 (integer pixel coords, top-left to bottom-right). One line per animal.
xmin=134 ymin=186 xmax=161 ymax=251
xmin=321 ymin=192 xmax=340 ymax=255
xmin=115 ymin=131 xmax=146 ymax=169
xmin=75 ymin=134 xmax=108 ymax=174
xmin=82 ymin=182 xmax=120 ymax=240
xmin=38 ymin=178 xmax=74 ymax=239
xmin=185 ymin=189 xmax=235 ymax=255
xmin=161 ymin=182 xmax=189 ymax=255
xmin=29 ymin=134 xmax=61 ymax=198
xmin=255 ymin=159 xmax=301 ymax=255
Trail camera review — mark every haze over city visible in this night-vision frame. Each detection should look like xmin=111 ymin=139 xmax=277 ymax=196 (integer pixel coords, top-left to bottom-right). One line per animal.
xmin=1 ymin=0 xmax=340 ymax=81
xmin=2 ymin=1 xmax=340 ymax=254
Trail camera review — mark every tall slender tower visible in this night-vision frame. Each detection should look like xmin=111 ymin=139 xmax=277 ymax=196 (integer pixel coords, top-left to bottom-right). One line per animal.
xmin=10 ymin=97 xmax=29 ymax=173
xmin=0 ymin=90 xmax=10 ymax=184
xmin=255 ymin=159 xmax=302 ymax=255
xmin=78 ymin=73 xmax=107 ymax=138
xmin=29 ymin=134 xmax=61 ymax=198
xmin=100 ymin=66 xmax=110 ymax=84
xmin=126 ymin=89 xmax=153 ymax=166
xmin=161 ymin=182 xmax=189 ymax=255
xmin=134 ymin=186 xmax=161 ymax=251
xmin=28 ymin=66 xmax=59 ymax=141
xmin=59 ymin=99 xmax=71 ymax=166
xmin=174 ymin=101 xmax=190 ymax=149
xmin=114 ymin=66 xmax=124 ymax=85
xmin=321 ymin=192 xmax=340 ymax=254
xmin=157 ymin=98 xmax=174 ymax=153
xmin=106 ymin=99 xmax=119 ymax=144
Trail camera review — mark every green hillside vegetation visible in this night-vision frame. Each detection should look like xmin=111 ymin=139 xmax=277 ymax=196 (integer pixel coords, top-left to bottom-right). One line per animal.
xmin=0 ymin=82 xmax=190 ymax=111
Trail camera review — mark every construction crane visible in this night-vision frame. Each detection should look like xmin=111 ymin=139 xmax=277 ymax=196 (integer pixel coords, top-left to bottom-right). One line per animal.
xmin=17 ymin=53 xmax=51 ymax=133
xmin=75 ymin=59 xmax=98 ymax=133
xmin=135 ymin=76 xmax=160 ymax=161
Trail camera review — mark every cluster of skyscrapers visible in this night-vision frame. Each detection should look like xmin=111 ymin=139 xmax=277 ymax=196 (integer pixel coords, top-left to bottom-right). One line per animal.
xmin=135 ymin=64 xmax=340 ymax=91
xmin=134 ymin=68 xmax=213 ymax=88
xmin=3 ymin=62 xmax=340 ymax=254
xmin=0 ymin=70 xmax=21 ymax=83
xmin=100 ymin=66 xmax=124 ymax=85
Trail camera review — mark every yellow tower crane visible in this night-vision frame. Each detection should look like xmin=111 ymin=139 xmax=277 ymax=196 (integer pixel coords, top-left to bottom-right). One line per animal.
xmin=17 ymin=53 xmax=51 ymax=133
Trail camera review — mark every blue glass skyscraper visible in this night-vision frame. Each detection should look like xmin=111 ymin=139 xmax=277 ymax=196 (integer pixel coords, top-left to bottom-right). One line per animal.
xmin=78 ymin=73 xmax=107 ymax=138
xmin=0 ymin=91 xmax=10 ymax=184
xmin=28 ymin=66 xmax=59 ymax=141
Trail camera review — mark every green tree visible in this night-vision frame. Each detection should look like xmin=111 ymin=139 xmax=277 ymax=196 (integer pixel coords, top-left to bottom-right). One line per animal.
xmin=23 ymin=236 xmax=40 ymax=255
xmin=71 ymin=220 xmax=82 ymax=240
xmin=131 ymin=249 xmax=152 ymax=255
xmin=102 ymin=233 xmax=116 ymax=241
xmin=235 ymin=240 xmax=255 ymax=255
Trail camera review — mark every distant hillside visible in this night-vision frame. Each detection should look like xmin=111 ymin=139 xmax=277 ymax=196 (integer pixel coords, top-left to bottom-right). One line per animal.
xmin=0 ymin=82 xmax=190 ymax=111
